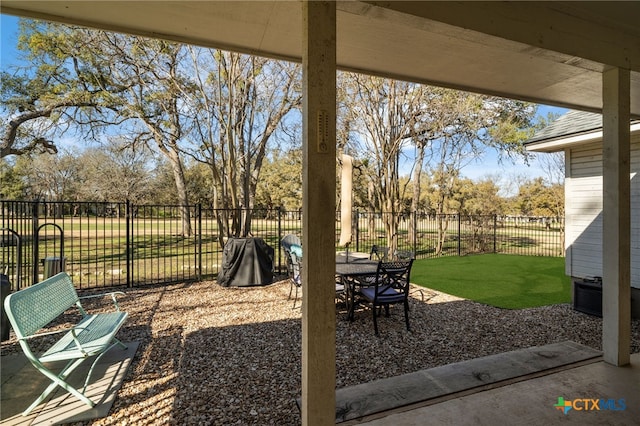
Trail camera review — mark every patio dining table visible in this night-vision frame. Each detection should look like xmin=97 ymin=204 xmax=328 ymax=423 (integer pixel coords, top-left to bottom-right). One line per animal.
xmin=335 ymin=256 xmax=379 ymax=320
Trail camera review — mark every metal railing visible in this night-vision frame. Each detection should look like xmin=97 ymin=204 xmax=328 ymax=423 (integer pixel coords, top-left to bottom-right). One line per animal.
xmin=344 ymin=212 xmax=564 ymax=258
xmin=1 ymin=200 xmax=564 ymax=290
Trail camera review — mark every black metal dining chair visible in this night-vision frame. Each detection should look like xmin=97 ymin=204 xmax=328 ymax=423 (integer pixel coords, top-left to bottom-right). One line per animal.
xmin=287 ymin=250 xmax=346 ymax=309
xmin=281 ymin=234 xmax=302 ymax=308
xmin=359 ymin=259 xmax=414 ymax=336
xmin=369 ymin=244 xmax=389 ymax=261
xmin=288 ymin=252 xmax=303 ymax=309
xmin=393 ymin=249 xmax=414 ymax=261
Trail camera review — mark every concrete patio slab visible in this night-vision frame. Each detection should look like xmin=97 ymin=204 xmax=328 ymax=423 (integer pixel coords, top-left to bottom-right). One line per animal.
xmin=1 ymin=341 xmax=138 ymax=425
xmin=336 ymin=341 xmax=602 ymax=423
xmin=357 ymin=352 xmax=640 ymax=425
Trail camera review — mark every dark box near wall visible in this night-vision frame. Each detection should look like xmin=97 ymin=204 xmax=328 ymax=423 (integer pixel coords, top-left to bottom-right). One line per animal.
xmin=573 ymin=277 xmax=602 ymax=317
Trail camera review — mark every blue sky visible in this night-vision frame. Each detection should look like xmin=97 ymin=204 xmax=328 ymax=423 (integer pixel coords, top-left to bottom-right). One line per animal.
xmin=1 ymin=14 xmax=22 ymax=66
xmin=1 ymin=13 xmax=568 ymax=185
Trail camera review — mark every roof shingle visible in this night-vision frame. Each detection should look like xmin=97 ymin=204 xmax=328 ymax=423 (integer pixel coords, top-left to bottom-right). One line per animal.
xmin=527 ymin=110 xmax=602 ymax=144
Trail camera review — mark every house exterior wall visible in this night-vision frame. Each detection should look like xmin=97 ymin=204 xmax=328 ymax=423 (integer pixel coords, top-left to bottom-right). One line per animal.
xmin=566 ymin=142 xmax=604 ymax=279
xmin=565 ymin=134 xmax=640 ymax=317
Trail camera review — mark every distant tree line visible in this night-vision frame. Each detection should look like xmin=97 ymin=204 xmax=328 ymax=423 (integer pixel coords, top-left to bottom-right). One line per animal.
xmin=0 ymin=145 xmax=563 ymax=218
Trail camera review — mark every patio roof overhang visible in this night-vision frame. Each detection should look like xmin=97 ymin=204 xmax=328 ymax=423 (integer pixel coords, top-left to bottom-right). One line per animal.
xmin=2 ymin=1 xmax=640 ymax=118
xmin=527 ymin=121 xmax=640 ymax=153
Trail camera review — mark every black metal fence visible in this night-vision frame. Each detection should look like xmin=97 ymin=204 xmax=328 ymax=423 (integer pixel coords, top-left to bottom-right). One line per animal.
xmin=349 ymin=212 xmax=564 ymax=259
xmin=1 ymin=200 xmax=564 ymax=290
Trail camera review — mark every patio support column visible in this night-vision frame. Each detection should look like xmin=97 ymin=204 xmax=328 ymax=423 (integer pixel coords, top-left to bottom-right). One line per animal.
xmin=602 ymin=66 xmax=631 ymax=366
xmin=301 ymin=1 xmax=336 ymax=425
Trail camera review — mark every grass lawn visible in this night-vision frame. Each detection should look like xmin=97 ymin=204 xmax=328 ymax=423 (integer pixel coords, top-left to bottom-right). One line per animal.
xmin=411 ymin=254 xmax=571 ymax=309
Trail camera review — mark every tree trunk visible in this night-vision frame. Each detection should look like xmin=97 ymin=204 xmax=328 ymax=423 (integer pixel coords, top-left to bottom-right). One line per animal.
xmin=409 ymin=142 xmax=425 ymax=243
xmin=367 ymin=182 xmax=376 ymax=238
xmin=167 ymin=147 xmax=192 ymax=237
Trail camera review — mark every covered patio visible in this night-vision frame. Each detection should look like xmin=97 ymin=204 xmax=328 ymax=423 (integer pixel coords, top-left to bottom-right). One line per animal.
xmin=2 ymin=2 xmax=639 ymax=424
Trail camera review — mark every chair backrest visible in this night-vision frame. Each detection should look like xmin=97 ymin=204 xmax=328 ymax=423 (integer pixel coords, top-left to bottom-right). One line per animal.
xmin=374 ymin=260 xmax=413 ymax=299
xmin=370 ymin=245 xmax=389 ymax=261
xmin=281 ymin=234 xmax=302 ymax=279
xmin=393 ymin=250 xmax=415 ymax=261
xmin=281 ymin=234 xmax=301 ymax=254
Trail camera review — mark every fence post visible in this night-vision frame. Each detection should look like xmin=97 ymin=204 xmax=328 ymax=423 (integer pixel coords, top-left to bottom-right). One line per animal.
xmin=197 ymin=204 xmax=202 ymax=281
xmin=31 ymin=200 xmax=39 ymax=285
xmin=354 ymin=210 xmax=359 ymax=252
xmin=278 ymin=207 xmax=283 ymax=273
xmin=457 ymin=214 xmax=461 ymax=257
xmin=493 ymin=214 xmax=497 ymax=253
xmin=126 ymin=200 xmax=132 ymax=288
xmin=412 ymin=211 xmax=418 ymax=259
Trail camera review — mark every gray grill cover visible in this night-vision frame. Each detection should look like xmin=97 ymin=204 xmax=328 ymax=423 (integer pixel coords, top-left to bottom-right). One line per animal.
xmin=218 ymin=237 xmax=274 ymax=287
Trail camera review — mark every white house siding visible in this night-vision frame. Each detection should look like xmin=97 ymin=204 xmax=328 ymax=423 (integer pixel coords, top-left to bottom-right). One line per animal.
xmin=566 ymin=136 xmax=640 ymax=289
xmin=566 ymin=143 xmax=603 ymax=279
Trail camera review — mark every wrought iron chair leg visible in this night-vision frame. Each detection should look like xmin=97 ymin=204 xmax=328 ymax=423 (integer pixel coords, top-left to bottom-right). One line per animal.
xmin=373 ymin=304 xmax=379 ymax=336
xmin=404 ymin=300 xmax=410 ymax=331
xmin=292 ymin=286 xmax=300 ymax=309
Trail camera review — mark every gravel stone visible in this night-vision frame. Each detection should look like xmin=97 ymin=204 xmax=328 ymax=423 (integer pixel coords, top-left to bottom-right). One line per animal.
xmin=2 ymin=278 xmax=638 ymax=425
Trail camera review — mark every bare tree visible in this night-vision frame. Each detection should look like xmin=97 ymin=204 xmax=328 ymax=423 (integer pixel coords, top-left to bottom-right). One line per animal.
xmin=77 ymin=139 xmax=158 ymax=203
xmin=14 ymin=149 xmax=82 ymax=204
xmin=183 ymin=49 xmax=301 ymax=240
xmin=414 ymin=94 xmax=535 ymax=254
xmin=341 ymin=74 xmax=426 ymax=254
xmin=538 ymin=151 xmax=565 ymax=185
xmin=95 ymin=35 xmax=194 ymax=235
xmin=341 ymin=73 xmax=536 ymax=255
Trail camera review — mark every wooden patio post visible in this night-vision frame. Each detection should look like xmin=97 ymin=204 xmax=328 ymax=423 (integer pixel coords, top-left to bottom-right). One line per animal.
xmin=301 ymin=1 xmax=337 ymax=424
xmin=602 ymin=66 xmax=631 ymax=366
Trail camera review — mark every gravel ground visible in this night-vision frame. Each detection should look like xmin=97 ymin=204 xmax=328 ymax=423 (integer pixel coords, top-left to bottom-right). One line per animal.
xmin=2 ymin=278 xmax=639 ymax=425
